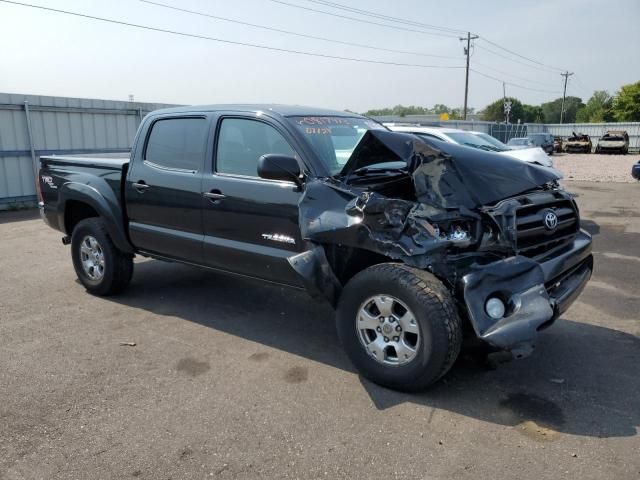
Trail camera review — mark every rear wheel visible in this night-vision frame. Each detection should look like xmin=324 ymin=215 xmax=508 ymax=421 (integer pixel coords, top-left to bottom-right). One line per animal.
xmin=336 ymin=264 xmax=462 ymax=391
xmin=71 ymin=218 xmax=133 ymax=295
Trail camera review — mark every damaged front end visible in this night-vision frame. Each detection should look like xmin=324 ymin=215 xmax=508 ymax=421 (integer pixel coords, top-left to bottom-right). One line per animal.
xmin=289 ymin=130 xmax=592 ymax=357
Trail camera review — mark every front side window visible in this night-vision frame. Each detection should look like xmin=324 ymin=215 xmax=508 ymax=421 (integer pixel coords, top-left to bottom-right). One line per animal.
xmin=216 ymin=118 xmax=296 ymax=177
xmin=145 ymin=118 xmax=208 ymax=171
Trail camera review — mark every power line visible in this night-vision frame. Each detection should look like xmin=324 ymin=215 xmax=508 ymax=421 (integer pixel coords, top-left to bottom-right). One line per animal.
xmin=477 ymin=37 xmax=565 ymax=73
xmin=297 ymin=0 xmax=569 ymax=74
xmin=572 ymin=75 xmax=594 ymax=96
xmin=267 ymin=0 xmax=461 ymax=38
xmin=0 ymin=0 xmax=466 ymax=70
xmin=140 ymin=0 xmax=460 ymax=60
xmin=304 ymin=0 xmax=466 ymax=35
xmin=470 ymin=68 xmax=563 ymax=94
xmin=474 ymin=44 xmax=562 ymax=75
xmin=471 ymin=60 xmax=563 ymax=88
xmin=141 ymin=0 xmax=567 ymax=102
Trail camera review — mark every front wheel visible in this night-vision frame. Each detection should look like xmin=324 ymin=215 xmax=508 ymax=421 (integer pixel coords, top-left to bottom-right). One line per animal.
xmin=71 ymin=218 xmax=133 ymax=295
xmin=336 ymin=264 xmax=462 ymax=391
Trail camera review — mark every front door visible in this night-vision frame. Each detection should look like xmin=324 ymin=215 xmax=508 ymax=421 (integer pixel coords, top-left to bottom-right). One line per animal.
xmin=201 ymin=116 xmax=305 ymax=286
xmin=125 ymin=116 xmax=210 ymax=263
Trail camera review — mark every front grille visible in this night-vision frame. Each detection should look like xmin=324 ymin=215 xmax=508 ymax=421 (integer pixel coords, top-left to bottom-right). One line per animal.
xmin=515 ymin=193 xmax=579 ymax=256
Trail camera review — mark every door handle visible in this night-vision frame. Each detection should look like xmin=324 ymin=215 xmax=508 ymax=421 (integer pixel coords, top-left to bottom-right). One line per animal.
xmin=132 ymin=181 xmax=150 ymax=193
xmin=203 ymin=190 xmax=226 ymax=200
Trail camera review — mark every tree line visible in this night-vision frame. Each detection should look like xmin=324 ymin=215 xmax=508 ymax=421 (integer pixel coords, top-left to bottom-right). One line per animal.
xmin=362 ymin=80 xmax=640 ymax=123
xmin=362 ymin=104 xmax=474 ymax=119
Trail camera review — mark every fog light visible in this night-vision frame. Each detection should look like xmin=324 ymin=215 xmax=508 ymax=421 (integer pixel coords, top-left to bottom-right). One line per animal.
xmin=485 ymin=297 xmax=505 ymax=319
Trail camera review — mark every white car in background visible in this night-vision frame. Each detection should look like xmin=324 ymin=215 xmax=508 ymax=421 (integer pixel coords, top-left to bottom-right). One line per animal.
xmin=386 ymin=125 xmax=554 ymax=168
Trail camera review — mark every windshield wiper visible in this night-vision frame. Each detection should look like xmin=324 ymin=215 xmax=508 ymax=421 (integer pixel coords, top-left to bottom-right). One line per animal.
xmin=462 ymin=142 xmax=499 ymax=152
xmin=352 ymin=166 xmax=406 ymax=176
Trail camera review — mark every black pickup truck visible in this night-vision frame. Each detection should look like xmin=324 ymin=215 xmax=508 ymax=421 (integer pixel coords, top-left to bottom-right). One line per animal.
xmin=38 ymin=105 xmax=593 ymax=391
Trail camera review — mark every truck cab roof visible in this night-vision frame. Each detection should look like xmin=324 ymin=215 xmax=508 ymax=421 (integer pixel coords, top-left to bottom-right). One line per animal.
xmin=148 ymin=104 xmax=363 ymax=119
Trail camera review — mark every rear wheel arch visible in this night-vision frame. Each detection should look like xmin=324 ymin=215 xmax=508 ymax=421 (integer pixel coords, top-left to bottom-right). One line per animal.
xmin=59 ymin=184 xmax=134 ymax=254
xmin=64 ymin=200 xmax=99 ymax=235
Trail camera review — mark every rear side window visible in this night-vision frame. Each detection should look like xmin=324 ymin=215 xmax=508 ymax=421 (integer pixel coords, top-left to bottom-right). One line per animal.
xmin=145 ymin=118 xmax=208 ymax=171
xmin=216 ymin=118 xmax=296 ymax=177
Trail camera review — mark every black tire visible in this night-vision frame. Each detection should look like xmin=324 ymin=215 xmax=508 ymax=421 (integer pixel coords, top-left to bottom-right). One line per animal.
xmin=336 ymin=263 xmax=462 ymax=391
xmin=71 ymin=218 xmax=133 ymax=296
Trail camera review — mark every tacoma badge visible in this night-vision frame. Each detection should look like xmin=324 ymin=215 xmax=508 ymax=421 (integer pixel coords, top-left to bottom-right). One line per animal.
xmin=261 ymin=233 xmax=296 ymax=245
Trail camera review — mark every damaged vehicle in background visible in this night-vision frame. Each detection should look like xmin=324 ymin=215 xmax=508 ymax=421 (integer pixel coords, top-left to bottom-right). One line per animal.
xmin=565 ymin=132 xmax=592 ymax=153
xmin=37 ymin=106 xmax=592 ymax=391
xmin=596 ymin=130 xmax=629 ymax=154
xmin=554 ymin=136 xmax=563 ymax=153
xmin=386 ymin=125 xmax=554 ymax=168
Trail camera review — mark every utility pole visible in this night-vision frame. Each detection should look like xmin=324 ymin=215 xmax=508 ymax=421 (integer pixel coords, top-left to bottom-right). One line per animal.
xmin=460 ymin=32 xmax=479 ymax=120
xmin=560 ymin=71 xmax=574 ymax=124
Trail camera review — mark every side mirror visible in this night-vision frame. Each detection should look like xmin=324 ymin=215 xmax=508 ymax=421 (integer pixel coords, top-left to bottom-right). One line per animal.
xmin=257 ymin=154 xmax=302 ymax=186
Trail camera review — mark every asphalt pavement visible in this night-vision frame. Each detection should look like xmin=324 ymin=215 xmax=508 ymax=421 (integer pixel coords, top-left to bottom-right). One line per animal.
xmin=1 ymin=180 xmax=638 ymax=479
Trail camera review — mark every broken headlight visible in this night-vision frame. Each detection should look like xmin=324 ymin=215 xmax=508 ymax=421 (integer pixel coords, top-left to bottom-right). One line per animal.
xmin=434 ymin=222 xmax=473 ymax=243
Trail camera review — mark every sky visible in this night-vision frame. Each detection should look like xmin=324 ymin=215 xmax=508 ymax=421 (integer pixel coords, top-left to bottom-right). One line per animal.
xmin=1 ymin=0 xmax=639 ymax=112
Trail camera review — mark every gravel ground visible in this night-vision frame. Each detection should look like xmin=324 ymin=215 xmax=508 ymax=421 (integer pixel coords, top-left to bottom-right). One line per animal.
xmin=1 ymin=182 xmax=639 ymax=479
xmin=553 ymin=153 xmax=639 ymax=183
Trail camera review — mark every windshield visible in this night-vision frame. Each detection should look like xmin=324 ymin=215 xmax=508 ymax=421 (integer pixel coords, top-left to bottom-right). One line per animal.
xmin=508 ymin=138 xmax=530 ymax=146
xmin=602 ymin=135 xmax=624 ymax=141
xmin=473 ymin=133 xmax=509 ymax=151
xmin=288 ymin=116 xmax=386 ymax=175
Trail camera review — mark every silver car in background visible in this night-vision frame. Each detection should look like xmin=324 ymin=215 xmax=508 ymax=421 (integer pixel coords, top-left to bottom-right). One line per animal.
xmin=386 ymin=125 xmax=554 ymax=168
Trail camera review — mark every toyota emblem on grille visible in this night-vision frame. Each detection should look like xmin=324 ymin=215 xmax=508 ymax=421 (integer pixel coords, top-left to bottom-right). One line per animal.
xmin=543 ymin=210 xmax=558 ymax=230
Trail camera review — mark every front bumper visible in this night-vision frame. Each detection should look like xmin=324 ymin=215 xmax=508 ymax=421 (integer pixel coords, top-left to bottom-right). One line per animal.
xmin=598 ymin=145 xmax=626 ymax=153
xmin=460 ymin=230 xmax=592 ymax=357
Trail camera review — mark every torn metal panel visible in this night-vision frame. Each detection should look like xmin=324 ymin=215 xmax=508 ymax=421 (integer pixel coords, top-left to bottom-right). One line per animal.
xmin=343 ymin=130 xmax=561 ymax=208
xmin=288 ymin=246 xmax=342 ymax=307
xmin=298 ymin=180 xmax=459 ymax=269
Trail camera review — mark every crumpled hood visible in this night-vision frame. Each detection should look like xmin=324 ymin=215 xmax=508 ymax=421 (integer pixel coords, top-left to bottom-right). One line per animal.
xmin=341 ymin=130 xmax=560 ymax=209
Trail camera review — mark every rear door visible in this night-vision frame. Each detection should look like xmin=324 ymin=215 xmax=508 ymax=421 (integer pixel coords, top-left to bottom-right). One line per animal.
xmin=200 ymin=114 xmax=305 ymax=286
xmin=125 ymin=115 xmax=211 ymax=263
